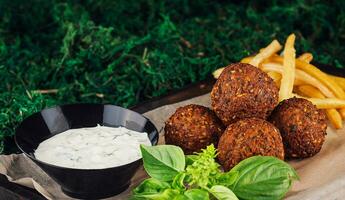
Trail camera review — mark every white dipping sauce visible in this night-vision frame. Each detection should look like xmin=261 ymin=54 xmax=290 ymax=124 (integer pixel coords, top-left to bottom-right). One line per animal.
xmin=34 ymin=125 xmax=151 ymax=169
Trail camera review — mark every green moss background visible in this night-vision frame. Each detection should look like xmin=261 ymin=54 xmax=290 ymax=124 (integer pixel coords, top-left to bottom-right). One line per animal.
xmin=0 ymin=0 xmax=344 ymax=153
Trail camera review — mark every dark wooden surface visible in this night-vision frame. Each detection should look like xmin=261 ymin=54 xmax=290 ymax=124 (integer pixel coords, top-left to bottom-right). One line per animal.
xmin=0 ymin=65 xmax=343 ymax=200
xmin=131 ymin=77 xmax=216 ymax=113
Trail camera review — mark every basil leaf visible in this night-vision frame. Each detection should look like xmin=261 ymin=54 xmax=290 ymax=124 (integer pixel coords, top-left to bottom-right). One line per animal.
xmin=229 ymin=156 xmax=299 ymax=200
xmin=172 ymin=172 xmax=186 ymax=190
xmin=186 ymin=155 xmax=198 ymax=166
xmin=133 ymin=178 xmax=170 ymax=195
xmin=140 ymin=145 xmax=185 ymax=181
xmin=216 ymin=171 xmax=239 ymax=187
xmin=173 ymin=194 xmax=190 ymax=200
xmin=184 ymin=189 xmax=209 ymax=200
xmin=209 ymin=185 xmax=238 ymax=200
xmin=131 ymin=188 xmax=180 ymax=200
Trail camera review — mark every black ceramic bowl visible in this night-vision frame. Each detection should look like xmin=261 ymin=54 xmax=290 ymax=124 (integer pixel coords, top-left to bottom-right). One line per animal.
xmin=15 ymin=104 xmax=159 ymax=199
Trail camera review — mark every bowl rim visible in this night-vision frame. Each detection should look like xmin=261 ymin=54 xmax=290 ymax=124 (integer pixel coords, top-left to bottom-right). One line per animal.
xmin=15 ymin=103 xmax=159 ymax=171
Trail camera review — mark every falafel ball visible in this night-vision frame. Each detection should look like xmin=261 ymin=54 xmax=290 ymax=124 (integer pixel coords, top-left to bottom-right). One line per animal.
xmin=164 ymin=104 xmax=225 ymax=154
xmin=269 ymin=97 xmax=327 ymax=158
xmin=218 ymin=118 xmax=284 ymax=171
xmin=211 ymin=63 xmax=279 ymax=126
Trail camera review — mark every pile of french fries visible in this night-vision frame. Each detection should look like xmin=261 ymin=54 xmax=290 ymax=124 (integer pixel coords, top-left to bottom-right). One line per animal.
xmin=213 ymin=34 xmax=345 ymax=129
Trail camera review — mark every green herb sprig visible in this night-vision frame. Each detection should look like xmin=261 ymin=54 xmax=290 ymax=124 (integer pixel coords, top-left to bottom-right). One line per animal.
xmin=132 ymin=144 xmax=299 ymax=200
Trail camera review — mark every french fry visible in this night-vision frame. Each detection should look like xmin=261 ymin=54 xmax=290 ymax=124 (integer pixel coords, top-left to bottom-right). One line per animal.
xmin=331 ymin=75 xmax=345 ymax=118
xmin=249 ymin=40 xmax=282 ymax=67
xmin=270 ymin=56 xmax=345 ymax=119
xmin=241 ymin=56 xmax=338 ymax=98
xmin=297 ymin=85 xmax=343 ymax=129
xmin=294 ymin=94 xmax=345 ymax=109
xmin=329 ymin=75 xmax=345 ymax=91
xmin=337 ymin=104 xmax=345 ymax=120
xmin=306 ymin=98 xmax=345 ymax=109
xmin=212 ymin=67 xmax=225 ymax=79
xmin=291 ymin=64 xmax=333 ymax=97
xmin=296 ymin=60 xmax=345 ymax=99
xmin=298 ymin=53 xmax=313 ymax=63
xmin=270 ymin=57 xmax=344 ymax=99
xmin=298 ymin=85 xmax=328 ymax=99
xmin=293 ymin=79 xmax=305 ymax=86
xmin=241 ymin=56 xmax=253 ymax=64
xmin=326 ymin=109 xmax=343 ymax=129
xmin=267 ymin=71 xmax=281 ymax=85
xmin=279 ymin=34 xmax=296 ymax=101
xmin=261 ymin=62 xmax=335 ymax=98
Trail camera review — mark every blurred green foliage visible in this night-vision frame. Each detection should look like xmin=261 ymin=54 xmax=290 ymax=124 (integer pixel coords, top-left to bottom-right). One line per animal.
xmin=0 ymin=0 xmax=344 ymax=153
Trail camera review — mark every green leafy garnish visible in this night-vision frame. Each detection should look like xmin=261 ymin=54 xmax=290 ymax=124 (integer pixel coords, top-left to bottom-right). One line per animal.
xmin=208 ymin=185 xmax=238 ymax=200
xmin=133 ymin=178 xmax=171 ymax=195
xmin=229 ymin=156 xmax=299 ymax=200
xmin=132 ymin=188 xmax=180 ymax=200
xmin=133 ymin=144 xmax=299 ymax=200
xmin=183 ymin=145 xmax=221 ymax=188
xmin=140 ymin=145 xmax=185 ymax=181
xmin=184 ymin=189 xmax=209 ymax=200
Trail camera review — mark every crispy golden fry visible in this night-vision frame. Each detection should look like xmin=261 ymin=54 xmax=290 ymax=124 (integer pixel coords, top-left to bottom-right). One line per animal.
xmin=294 ymin=93 xmax=345 ymax=109
xmin=293 ymin=79 xmax=305 ymax=85
xmin=241 ymin=56 xmax=274 ymax=65
xmin=241 ymin=55 xmax=330 ymax=95
xmin=279 ymin=34 xmax=296 ymax=101
xmin=241 ymin=56 xmax=253 ymax=64
xmin=303 ymin=97 xmax=345 ymax=109
xmin=283 ymin=63 xmax=332 ymax=96
xmin=298 ymin=53 xmax=313 ymax=63
xmin=297 ymin=85 xmax=342 ymax=129
xmin=329 ymin=74 xmax=345 ymax=91
xmin=316 ymin=75 xmax=345 ymax=119
xmin=241 ymin=56 xmax=338 ymax=98
xmin=298 ymin=85 xmax=328 ymax=99
xmin=267 ymin=67 xmax=304 ymax=86
xmin=339 ymin=109 xmax=345 ymax=120
xmin=261 ymin=62 xmax=335 ymax=98
xmin=249 ymin=40 xmax=282 ymax=67
xmin=271 ymin=57 xmax=344 ymax=98
xmin=267 ymin=71 xmax=281 ymax=85
xmin=326 ymin=109 xmax=343 ymax=129
xmin=212 ymin=67 xmax=224 ymax=79
xmin=270 ymin=56 xmax=345 ymax=118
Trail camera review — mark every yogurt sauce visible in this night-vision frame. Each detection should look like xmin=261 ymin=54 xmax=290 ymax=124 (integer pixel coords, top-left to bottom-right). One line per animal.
xmin=34 ymin=125 xmax=151 ymax=169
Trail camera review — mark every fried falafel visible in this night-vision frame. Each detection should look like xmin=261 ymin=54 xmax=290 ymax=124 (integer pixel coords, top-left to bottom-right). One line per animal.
xmin=269 ymin=97 xmax=327 ymax=158
xmin=217 ymin=118 xmax=284 ymax=171
xmin=211 ymin=63 xmax=279 ymax=126
xmin=164 ymin=104 xmax=225 ymax=154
